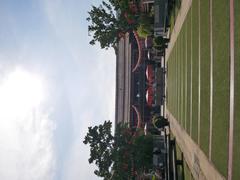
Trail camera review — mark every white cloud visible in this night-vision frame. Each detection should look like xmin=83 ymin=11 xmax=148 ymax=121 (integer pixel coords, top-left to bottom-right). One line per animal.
xmin=1 ymin=3 xmax=116 ymax=180
xmin=0 ymin=70 xmax=56 ymax=180
xmin=62 ymin=135 xmax=98 ymax=180
xmin=60 ymin=48 xmax=116 ymax=180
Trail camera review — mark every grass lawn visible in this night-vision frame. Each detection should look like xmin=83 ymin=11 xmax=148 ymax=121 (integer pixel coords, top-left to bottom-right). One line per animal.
xmin=173 ymin=48 xmax=178 ymax=116
xmin=171 ymin=43 xmax=174 ymax=116
xmin=199 ymin=0 xmax=210 ymax=156
xmin=191 ymin=0 xmax=199 ymax=143
xmin=175 ymin=144 xmax=192 ymax=180
xmin=167 ymin=43 xmax=176 ymax=116
xmin=177 ymin=37 xmax=180 ymax=121
xmin=182 ymin=25 xmax=186 ymax=129
xmin=174 ymin=47 xmax=177 ymax=116
xmin=233 ymin=1 xmax=240 ymax=179
xmin=211 ymin=0 xmax=230 ymax=176
xmin=183 ymin=22 xmax=187 ymax=130
xmin=179 ymin=31 xmax=182 ymax=125
xmin=180 ymin=30 xmax=183 ymax=126
xmin=167 ymin=48 xmax=175 ymax=114
xmin=166 ymin=0 xmax=239 ymax=178
xmin=186 ymin=10 xmax=191 ymax=135
xmin=167 ymin=59 xmax=170 ymax=107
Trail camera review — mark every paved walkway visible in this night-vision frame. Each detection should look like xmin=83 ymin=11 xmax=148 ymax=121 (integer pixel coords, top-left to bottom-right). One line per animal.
xmin=166 ymin=109 xmax=225 ymax=180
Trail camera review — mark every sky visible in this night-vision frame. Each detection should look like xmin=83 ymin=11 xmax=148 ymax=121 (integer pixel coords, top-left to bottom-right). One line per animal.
xmin=0 ymin=0 xmax=116 ymax=180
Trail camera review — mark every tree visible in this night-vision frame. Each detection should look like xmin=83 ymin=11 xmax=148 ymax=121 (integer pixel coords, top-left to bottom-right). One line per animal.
xmin=111 ymin=123 xmax=134 ymax=179
xmin=132 ymin=134 xmax=153 ymax=172
xmin=137 ymin=14 xmax=154 ymax=38
xmin=83 ymin=121 xmax=154 ymax=179
xmin=87 ymin=0 xmax=140 ymax=50
xmin=83 ymin=120 xmax=114 ymax=178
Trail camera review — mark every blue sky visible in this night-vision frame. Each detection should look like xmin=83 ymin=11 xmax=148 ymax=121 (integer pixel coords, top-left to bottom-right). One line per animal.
xmin=0 ymin=0 xmax=116 ymax=179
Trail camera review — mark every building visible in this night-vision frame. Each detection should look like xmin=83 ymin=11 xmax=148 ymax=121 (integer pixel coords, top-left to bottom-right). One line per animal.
xmin=115 ymin=30 xmax=165 ymax=130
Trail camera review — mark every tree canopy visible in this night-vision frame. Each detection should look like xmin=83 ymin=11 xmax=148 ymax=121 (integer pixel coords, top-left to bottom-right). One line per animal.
xmin=83 ymin=121 xmax=114 ymax=178
xmin=83 ymin=121 xmax=153 ymax=179
xmin=87 ymin=0 xmax=140 ymax=50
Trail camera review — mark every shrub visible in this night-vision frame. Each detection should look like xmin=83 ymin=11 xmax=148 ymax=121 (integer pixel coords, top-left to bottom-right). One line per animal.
xmin=137 ymin=24 xmax=152 ymax=38
xmin=137 ymin=14 xmax=154 ymax=38
xmin=153 ymin=36 xmax=164 ymax=46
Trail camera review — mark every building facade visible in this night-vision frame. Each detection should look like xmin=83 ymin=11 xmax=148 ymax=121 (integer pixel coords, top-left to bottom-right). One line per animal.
xmin=115 ymin=31 xmax=165 ymax=130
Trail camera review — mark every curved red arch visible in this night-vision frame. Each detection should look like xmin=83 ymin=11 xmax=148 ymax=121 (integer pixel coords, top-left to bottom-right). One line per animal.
xmin=131 ymin=105 xmax=142 ymax=128
xmin=132 ymin=31 xmax=142 ymax=72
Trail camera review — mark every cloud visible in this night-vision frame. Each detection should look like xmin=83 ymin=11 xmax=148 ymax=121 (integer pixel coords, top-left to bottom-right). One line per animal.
xmin=35 ymin=1 xmax=116 ymax=179
xmin=62 ymin=130 xmax=98 ymax=180
xmin=60 ymin=48 xmax=116 ymax=180
xmin=0 ymin=70 xmax=56 ymax=180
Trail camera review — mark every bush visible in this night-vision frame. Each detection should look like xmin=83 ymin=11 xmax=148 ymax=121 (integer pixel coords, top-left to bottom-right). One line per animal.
xmin=133 ymin=134 xmax=153 ymax=171
xmin=137 ymin=14 xmax=154 ymax=38
xmin=169 ymin=13 xmax=175 ymax=33
xmin=137 ymin=24 xmax=152 ymax=38
xmin=139 ymin=13 xmax=154 ymax=25
xmin=153 ymin=36 xmax=164 ymax=46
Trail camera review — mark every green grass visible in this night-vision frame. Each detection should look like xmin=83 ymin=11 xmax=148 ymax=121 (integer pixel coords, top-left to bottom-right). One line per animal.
xmin=178 ymin=36 xmax=181 ymax=122
xmin=199 ymin=0 xmax=210 ymax=156
xmin=166 ymin=1 xmax=235 ymax=177
xmin=169 ymin=0 xmax=182 ymax=35
xmin=170 ymin=14 xmax=175 ymax=33
xmin=167 ymin=49 xmax=175 ymax=114
xmin=172 ymin=47 xmax=176 ymax=115
xmin=191 ymin=0 xmax=199 ymax=143
xmin=233 ymin=1 xmax=240 ymax=179
xmin=211 ymin=0 xmax=230 ymax=176
xmin=178 ymin=32 xmax=181 ymax=124
xmin=186 ymin=10 xmax=191 ymax=135
xmin=178 ymin=36 xmax=181 ymax=123
xmin=174 ymin=47 xmax=178 ymax=116
xmin=167 ymin=61 xmax=169 ymax=106
xmin=180 ymin=30 xmax=183 ymax=126
xmin=169 ymin=48 xmax=173 ymax=114
xmin=167 ymin=42 xmax=178 ymax=116
xmin=166 ymin=61 xmax=169 ymax=105
xmin=183 ymin=22 xmax=187 ymax=130
xmin=168 ymin=54 xmax=172 ymax=112
xmin=177 ymin=37 xmax=180 ymax=121
xmin=175 ymin=145 xmax=192 ymax=180
xmin=181 ymin=27 xmax=185 ymax=128
xmin=182 ymin=26 xmax=186 ymax=129
xmin=175 ymin=145 xmax=184 ymax=180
